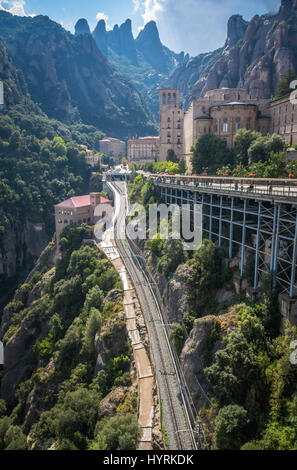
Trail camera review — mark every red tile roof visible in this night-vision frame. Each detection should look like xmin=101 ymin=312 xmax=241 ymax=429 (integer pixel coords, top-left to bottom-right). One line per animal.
xmin=56 ymin=195 xmax=111 ymax=208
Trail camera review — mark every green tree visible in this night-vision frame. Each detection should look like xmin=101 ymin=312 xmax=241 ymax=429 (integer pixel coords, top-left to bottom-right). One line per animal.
xmin=157 ymin=239 xmax=186 ymax=278
xmin=89 ymin=414 xmax=141 ymax=450
xmin=215 ymin=405 xmax=249 ymax=450
xmin=234 ymin=129 xmax=261 ymax=166
xmin=191 ymin=134 xmax=233 ymax=173
xmin=170 ymin=323 xmax=186 ymax=355
xmin=178 ymin=157 xmax=187 ymax=175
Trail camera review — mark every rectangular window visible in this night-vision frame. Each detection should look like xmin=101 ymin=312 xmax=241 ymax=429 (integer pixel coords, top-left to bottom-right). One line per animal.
xmin=222 ymin=122 xmax=228 ymax=133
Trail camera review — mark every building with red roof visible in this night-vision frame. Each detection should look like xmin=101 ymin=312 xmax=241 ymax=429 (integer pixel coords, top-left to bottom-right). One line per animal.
xmin=54 ymin=192 xmax=112 ymax=249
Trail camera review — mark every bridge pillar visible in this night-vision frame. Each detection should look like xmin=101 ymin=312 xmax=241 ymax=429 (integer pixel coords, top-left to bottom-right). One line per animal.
xmin=254 ymin=202 xmax=262 ymax=290
xmin=290 ymin=211 xmax=297 ymax=297
xmin=271 ymin=205 xmax=281 ymax=289
xmin=240 ymin=199 xmax=247 ymax=278
xmin=219 ymin=196 xmax=223 ymax=247
xmin=229 ymin=198 xmax=234 ymax=258
xmin=209 ymin=195 xmax=213 ymax=241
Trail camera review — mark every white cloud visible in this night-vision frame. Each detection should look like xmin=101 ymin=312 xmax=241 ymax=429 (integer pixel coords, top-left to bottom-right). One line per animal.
xmin=133 ymin=0 xmax=141 ymax=12
xmin=96 ymin=11 xmax=113 ymax=30
xmin=0 ymin=0 xmax=26 ymax=16
xmin=141 ymin=0 xmax=167 ymax=24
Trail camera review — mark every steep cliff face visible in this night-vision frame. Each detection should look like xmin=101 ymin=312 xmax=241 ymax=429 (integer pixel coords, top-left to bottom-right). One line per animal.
xmin=136 ymin=21 xmax=174 ymax=73
xmin=0 ymin=37 xmax=27 ymax=107
xmin=170 ymin=0 xmax=297 ymax=102
xmin=0 ymin=12 xmax=155 ymax=137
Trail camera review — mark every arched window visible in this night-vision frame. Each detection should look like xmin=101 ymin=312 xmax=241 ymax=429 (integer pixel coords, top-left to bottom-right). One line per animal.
xmin=168 ymin=93 xmax=171 ymax=104
xmin=162 ymin=94 xmax=166 ymax=104
xmin=173 ymin=93 xmax=176 ymax=104
xmin=213 ymin=120 xmax=218 ymax=133
xmin=234 ymin=118 xmax=240 ymax=131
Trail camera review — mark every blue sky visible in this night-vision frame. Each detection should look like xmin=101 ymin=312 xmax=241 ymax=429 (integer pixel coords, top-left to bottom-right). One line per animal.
xmin=0 ymin=0 xmax=281 ymax=55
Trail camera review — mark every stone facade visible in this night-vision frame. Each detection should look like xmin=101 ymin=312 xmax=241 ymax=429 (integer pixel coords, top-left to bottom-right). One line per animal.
xmin=182 ymin=88 xmax=271 ymax=166
xmin=54 ymin=193 xmax=112 ymax=250
xmin=128 ymin=136 xmax=160 ymax=163
xmin=159 ymin=89 xmax=184 ymax=162
xmin=99 ymin=137 xmax=126 ymax=161
xmin=270 ymin=95 xmax=297 ymax=146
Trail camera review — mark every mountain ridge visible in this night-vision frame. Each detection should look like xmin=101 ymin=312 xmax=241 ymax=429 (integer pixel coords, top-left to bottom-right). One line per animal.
xmin=0 ymin=11 xmax=156 ymax=138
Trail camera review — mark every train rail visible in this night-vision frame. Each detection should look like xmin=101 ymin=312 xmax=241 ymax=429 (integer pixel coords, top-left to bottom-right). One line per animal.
xmin=110 ymin=181 xmax=197 ymax=451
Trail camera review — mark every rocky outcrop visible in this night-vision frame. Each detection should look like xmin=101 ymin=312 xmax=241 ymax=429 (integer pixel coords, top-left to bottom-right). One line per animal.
xmin=0 ymin=218 xmax=50 ymax=282
xmin=136 ymin=21 xmax=170 ymax=73
xmin=0 ymin=303 xmax=50 ymax=401
xmin=180 ymin=309 xmax=238 ymax=409
xmin=94 ymin=310 xmax=128 ymax=374
xmin=74 ymin=18 xmax=91 ymax=36
xmin=225 ymin=15 xmax=248 ymax=50
xmin=170 ymin=0 xmax=297 ymax=102
xmin=108 ymin=19 xmax=138 ymax=66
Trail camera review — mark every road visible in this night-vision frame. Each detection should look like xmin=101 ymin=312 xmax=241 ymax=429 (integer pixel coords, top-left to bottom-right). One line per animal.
xmin=109 ymin=181 xmax=196 ymax=451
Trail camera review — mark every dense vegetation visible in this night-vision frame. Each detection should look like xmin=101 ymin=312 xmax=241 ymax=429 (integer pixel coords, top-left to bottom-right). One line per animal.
xmin=0 ymin=226 xmax=141 ymax=450
xmin=206 ymin=300 xmax=297 ymax=450
xmin=191 ymin=134 xmax=234 ymax=174
xmin=190 ymin=130 xmax=289 ymax=178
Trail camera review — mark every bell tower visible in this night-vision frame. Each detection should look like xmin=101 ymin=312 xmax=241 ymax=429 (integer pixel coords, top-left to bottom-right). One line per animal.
xmin=159 ymin=89 xmax=184 ymax=162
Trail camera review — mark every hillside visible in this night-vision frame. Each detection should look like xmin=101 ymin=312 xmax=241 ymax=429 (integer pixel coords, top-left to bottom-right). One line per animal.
xmin=0 ymin=11 xmax=155 ymax=138
xmin=0 ymin=37 xmax=108 ymax=307
xmin=0 ymin=227 xmax=142 ymax=450
xmin=169 ymin=0 xmax=297 ymax=103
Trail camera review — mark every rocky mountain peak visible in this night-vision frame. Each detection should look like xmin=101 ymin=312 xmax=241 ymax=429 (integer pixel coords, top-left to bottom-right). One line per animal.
xmin=136 ymin=20 xmax=168 ymax=72
xmin=225 ymin=15 xmax=248 ymax=49
xmin=93 ymin=19 xmax=108 ymax=56
xmin=75 ymin=18 xmax=91 ymax=36
xmin=107 ymin=19 xmax=138 ymax=65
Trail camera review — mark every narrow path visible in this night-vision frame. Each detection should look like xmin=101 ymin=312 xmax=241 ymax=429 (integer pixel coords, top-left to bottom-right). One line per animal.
xmin=100 ymin=225 xmax=155 ymax=450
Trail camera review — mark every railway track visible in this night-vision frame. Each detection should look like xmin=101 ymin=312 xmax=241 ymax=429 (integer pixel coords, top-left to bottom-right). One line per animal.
xmin=110 ymin=181 xmax=196 ymax=451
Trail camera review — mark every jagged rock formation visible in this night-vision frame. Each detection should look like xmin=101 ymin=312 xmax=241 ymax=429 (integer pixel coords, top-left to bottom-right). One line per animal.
xmin=89 ymin=17 xmax=186 ymax=72
xmin=136 ymin=21 xmax=173 ymax=73
xmin=87 ymin=17 xmax=187 ymax=120
xmin=169 ymin=0 xmax=297 ymax=103
xmin=93 ymin=19 xmax=108 ymax=56
xmin=108 ymin=19 xmax=138 ymax=66
xmin=74 ymin=18 xmax=91 ymax=36
xmin=0 ymin=11 xmax=155 ymax=137
xmin=180 ymin=309 xmax=238 ymax=409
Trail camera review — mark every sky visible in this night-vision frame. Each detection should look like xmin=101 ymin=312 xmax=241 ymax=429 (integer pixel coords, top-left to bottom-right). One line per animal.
xmin=0 ymin=0 xmax=281 ymax=56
